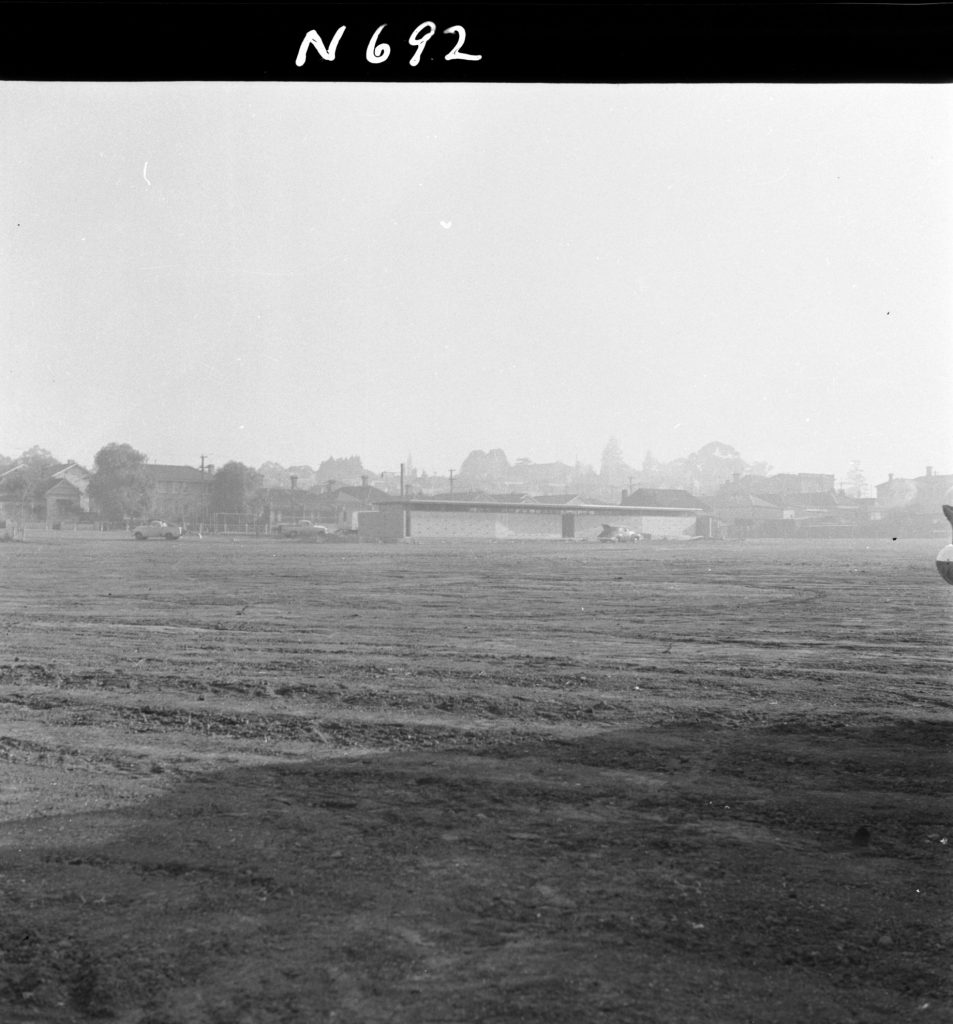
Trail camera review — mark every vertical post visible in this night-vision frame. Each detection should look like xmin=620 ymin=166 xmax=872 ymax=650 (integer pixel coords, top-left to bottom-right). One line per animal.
xmin=200 ymin=457 xmax=211 ymax=534
xmin=449 ymin=469 xmax=454 ymax=496
xmin=400 ymin=463 xmax=407 ymax=538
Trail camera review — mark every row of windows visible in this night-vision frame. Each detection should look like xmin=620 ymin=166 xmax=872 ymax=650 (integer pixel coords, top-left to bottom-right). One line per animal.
xmin=155 ymin=482 xmax=205 ymax=495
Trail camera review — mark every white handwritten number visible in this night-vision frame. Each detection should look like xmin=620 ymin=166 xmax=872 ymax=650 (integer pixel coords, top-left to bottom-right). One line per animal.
xmin=366 ymin=24 xmax=391 ymax=64
xmin=295 ymin=22 xmax=481 ymax=68
xmin=443 ymin=25 xmax=482 ymax=61
xmin=295 ymin=26 xmax=346 ymax=65
xmin=408 ymin=22 xmax=436 ymax=67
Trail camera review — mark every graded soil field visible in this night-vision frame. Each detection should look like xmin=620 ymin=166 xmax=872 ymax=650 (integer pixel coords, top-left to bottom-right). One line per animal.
xmin=0 ymin=534 xmax=950 ymax=1023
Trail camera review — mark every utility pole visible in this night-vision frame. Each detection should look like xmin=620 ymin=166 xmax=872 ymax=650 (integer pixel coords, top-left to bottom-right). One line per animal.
xmin=449 ymin=468 xmax=454 ymax=496
xmin=200 ymin=455 xmax=212 ymax=533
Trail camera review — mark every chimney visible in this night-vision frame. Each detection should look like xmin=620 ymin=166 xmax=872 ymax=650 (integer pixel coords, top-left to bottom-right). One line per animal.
xmin=926 ymin=466 xmax=933 ymax=478
xmin=888 ymin=473 xmax=893 ymax=482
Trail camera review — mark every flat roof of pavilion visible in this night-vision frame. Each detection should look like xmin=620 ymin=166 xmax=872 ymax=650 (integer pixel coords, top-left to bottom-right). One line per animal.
xmin=374 ymin=498 xmax=705 ymax=517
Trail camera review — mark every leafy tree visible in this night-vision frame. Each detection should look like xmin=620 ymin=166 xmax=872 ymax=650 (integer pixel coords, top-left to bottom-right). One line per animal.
xmin=641 ymin=451 xmax=662 ymax=484
xmin=599 ymin=438 xmax=630 ymax=487
xmin=89 ymin=443 xmax=154 ymax=523
xmin=652 ymin=442 xmax=741 ymax=495
xmin=844 ymin=461 xmax=868 ymax=499
xmin=209 ymin=462 xmax=263 ymax=515
xmin=569 ymin=461 xmax=600 ymax=495
xmin=19 ymin=445 xmax=58 ymax=467
xmin=688 ymin=442 xmax=750 ymax=494
xmin=257 ymin=461 xmax=290 ymax=489
xmin=316 ymin=456 xmax=364 ymax=485
xmin=287 ymin=465 xmax=318 ymax=489
xmin=458 ymin=449 xmax=510 ymax=489
xmin=0 ymin=447 xmax=61 ymax=523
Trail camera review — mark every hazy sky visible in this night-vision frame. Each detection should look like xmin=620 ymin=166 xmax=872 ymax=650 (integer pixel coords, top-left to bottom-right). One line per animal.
xmin=3 ymin=82 xmax=950 ymax=486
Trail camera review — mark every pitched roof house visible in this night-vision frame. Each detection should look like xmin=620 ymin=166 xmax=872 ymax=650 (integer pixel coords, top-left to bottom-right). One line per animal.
xmin=710 ymin=492 xmax=786 ymax=522
xmin=140 ymin=464 xmax=208 ymax=524
xmin=622 ymin=488 xmax=706 ymax=511
xmin=0 ymin=462 xmax=91 ymax=523
xmin=876 ymin=468 xmax=953 ymax=514
xmin=531 ymin=493 xmax=595 ymax=506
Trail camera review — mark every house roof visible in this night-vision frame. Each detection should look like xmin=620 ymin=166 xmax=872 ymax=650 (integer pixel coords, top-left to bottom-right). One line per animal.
xmin=51 ymin=464 xmax=89 ymax=492
xmin=142 ymin=464 xmax=207 ymax=484
xmin=531 ymin=493 xmax=590 ymax=505
xmin=429 ymin=490 xmax=498 ymax=503
xmin=264 ymin=491 xmax=327 ymax=512
xmin=0 ymin=462 xmax=77 ymax=498
xmin=44 ymin=479 xmax=82 ymax=499
xmin=485 ymin=492 xmax=533 ymax=503
xmin=51 ymin=463 xmax=88 ymax=478
xmin=378 ymin=497 xmax=703 ymax=517
xmin=624 ymin=488 xmax=703 ymax=509
xmin=331 ymin=485 xmax=391 ymax=502
xmin=0 ymin=461 xmax=64 ymax=481
xmin=759 ymin=491 xmax=859 ymax=510
xmin=715 ymin=493 xmax=778 ymax=509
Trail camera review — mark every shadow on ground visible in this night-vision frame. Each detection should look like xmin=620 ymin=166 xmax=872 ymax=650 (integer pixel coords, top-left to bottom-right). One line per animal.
xmin=1 ymin=719 xmax=951 ymax=1024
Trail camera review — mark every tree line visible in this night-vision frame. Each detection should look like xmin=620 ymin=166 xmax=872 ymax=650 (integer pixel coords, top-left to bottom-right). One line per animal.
xmin=2 ymin=438 xmax=868 ymax=524
xmin=90 ymin=444 xmax=264 ymax=523
xmin=0 ymin=444 xmax=264 ymax=524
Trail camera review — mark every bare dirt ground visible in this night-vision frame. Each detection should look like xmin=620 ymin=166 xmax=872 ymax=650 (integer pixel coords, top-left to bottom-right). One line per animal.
xmin=0 ymin=534 xmax=950 ymax=1024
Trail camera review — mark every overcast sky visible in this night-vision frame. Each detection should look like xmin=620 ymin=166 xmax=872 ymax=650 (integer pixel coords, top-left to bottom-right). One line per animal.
xmin=2 ymin=82 xmax=950 ymax=486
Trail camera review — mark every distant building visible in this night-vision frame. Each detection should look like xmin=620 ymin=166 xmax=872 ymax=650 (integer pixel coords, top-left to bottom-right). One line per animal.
xmin=876 ymin=467 xmax=953 ymax=514
xmin=325 ymin=485 xmax=391 ymax=529
xmin=762 ymin=491 xmax=861 ymax=516
xmin=141 ymin=464 xmax=208 ymax=525
xmin=44 ymin=464 xmax=91 ymax=522
xmin=261 ymin=487 xmax=329 ymax=528
xmin=528 ymin=493 xmax=603 ymax=507
xmin=0 ymin=462 xmax=91 ymax=526
xmin=622 ymin=488 xmax=704 ymax=510
xmin=428 ymin=490 xmax=501 ymax=504
xmin=709 ymin=492 xmax=787 ymax=536
xmin=262 ymin=483 xmax=391 ymax=531
xmin=370 ymin=494 xmax=703 ymax=542
xmin=730 ymin=472 xmax=836 ymax=496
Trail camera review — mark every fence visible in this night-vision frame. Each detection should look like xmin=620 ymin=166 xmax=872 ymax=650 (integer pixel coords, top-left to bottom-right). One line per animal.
xmin=3 ymin=520 xmax=104 ymax=532
xmin=212 ymin=513 xmax=264 ymax=535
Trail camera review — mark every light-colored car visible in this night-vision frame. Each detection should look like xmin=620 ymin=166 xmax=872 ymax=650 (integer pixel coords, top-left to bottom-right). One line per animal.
xmin=274 ymin=520 xmax=329 ymax=539
xmin=133 ymin=520 xmax=183 ymax=541
xmin=598 ymin=524 xmax=641 ymax=543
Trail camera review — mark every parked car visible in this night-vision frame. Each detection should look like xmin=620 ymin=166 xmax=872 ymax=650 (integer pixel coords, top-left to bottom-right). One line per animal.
xmin=133 ymin=520 xmax=183 ymax=541
xmin=274 ymin=520 xmax=329 ymax=539
xmin=598 ymin=524 xmax=641 ymax=543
